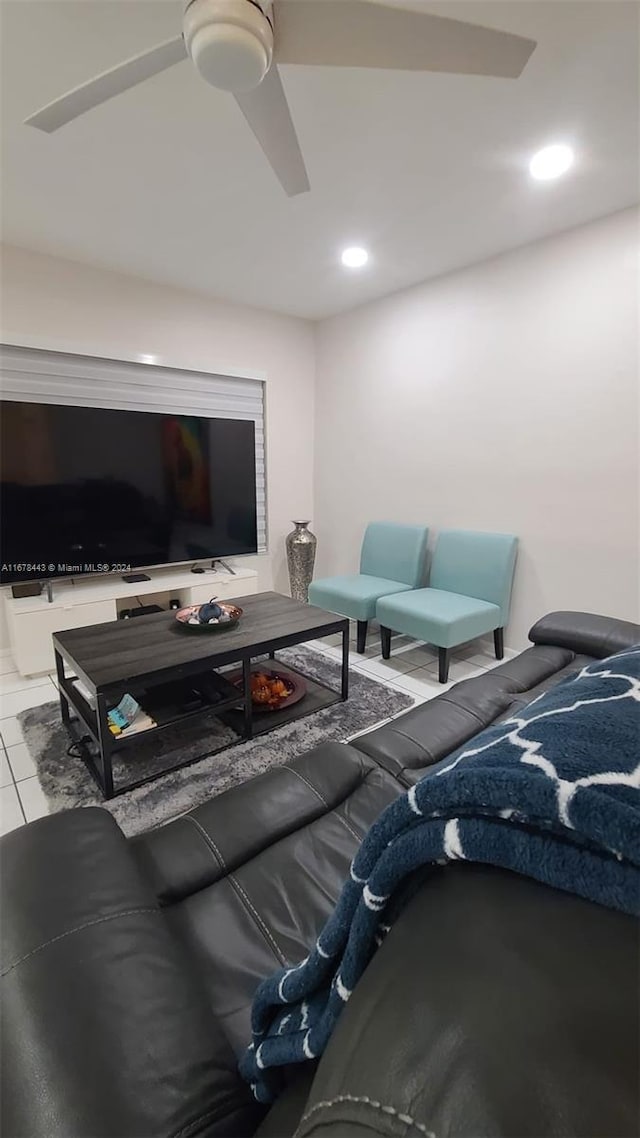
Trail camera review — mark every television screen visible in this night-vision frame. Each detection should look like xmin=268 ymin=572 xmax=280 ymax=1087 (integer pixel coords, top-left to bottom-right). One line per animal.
xmin=0 ymin=401 xmax=258 ymax=584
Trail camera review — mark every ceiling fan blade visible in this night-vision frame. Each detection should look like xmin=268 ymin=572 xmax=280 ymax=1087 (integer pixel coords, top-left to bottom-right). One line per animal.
xmin=234 ymin=66 xmax=310 ymax=196
xmin=25 ymin=36 xmax=187 ymax=132
xmin=274 ymin=1 xmax=536 ymax=79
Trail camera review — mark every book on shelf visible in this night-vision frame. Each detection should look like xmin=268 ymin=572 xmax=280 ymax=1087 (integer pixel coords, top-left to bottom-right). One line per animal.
xmin=118 ymin=709 xmax=157 ymax=737
xmin=107 ymin=693 xmax=156 ymax=737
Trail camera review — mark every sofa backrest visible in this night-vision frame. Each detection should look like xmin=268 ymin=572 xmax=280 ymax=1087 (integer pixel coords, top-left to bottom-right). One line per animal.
xmin=360 ymin=522 xmax=428 ymax=587
xmin=430 ymin=529 xmax=518 ymax=622
xmin=0 ymin=808 xmax=262 ymax=1138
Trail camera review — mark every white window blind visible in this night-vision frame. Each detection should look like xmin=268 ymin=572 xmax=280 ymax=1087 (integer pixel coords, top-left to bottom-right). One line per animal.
xmin=0 ymin=344 xmax=267 ymax=553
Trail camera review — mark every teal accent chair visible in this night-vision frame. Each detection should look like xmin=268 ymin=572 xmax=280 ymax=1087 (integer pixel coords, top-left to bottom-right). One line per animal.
xmin=308 ymin=522 xmax=429 ymax=653
xmin=376 ymin=529 xmax=518 ymax=683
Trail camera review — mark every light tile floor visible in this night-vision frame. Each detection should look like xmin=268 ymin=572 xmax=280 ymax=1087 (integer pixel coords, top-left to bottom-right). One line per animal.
xmin=0 ymin=664 xmax=56 ymax=835
xmin=0 ymin=628 xmax=513 ymax=836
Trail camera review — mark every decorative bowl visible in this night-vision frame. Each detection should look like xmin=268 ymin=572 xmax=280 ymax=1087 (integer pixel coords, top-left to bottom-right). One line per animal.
xmin=174 ymin=601 xmax=243 ymax=631
xmin=227 ymin=663 xmax=307 ymax=713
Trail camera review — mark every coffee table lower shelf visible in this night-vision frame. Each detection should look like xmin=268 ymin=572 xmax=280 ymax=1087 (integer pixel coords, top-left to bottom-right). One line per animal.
xmin=57 ymin=660 xmax=346 ymax=799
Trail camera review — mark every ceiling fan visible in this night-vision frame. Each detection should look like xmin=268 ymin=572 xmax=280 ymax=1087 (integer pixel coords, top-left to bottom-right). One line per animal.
xmin=25 ymin=0 xmax=536 ymax=196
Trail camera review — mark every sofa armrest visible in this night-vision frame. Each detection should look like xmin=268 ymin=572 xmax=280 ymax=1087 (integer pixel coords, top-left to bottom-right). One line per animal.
xmin=0 ymin=808 xmax=261 ymax=1138
xmin=288 ymin=865 xmax=639 ymax=1138
xmin=529 ymin=611 xmax=640 ymax=659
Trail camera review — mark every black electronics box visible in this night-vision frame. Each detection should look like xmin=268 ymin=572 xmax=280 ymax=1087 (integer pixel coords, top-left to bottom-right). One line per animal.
xmin=120 ymin=604 xmax=164 ymax=620
xmin=11 ymin=582 xmax=43 ymax=599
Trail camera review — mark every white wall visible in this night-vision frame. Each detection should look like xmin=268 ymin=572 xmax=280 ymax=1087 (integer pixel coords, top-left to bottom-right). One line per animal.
xmin=314 ymin=209 xmax=639 ymax=649
xmin=0 ymin=244 xmax=315 ymax=649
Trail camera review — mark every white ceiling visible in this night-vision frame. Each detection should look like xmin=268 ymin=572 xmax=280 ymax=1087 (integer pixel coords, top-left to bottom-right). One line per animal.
xmin=1 ymin=0 xmax=638 ymax=320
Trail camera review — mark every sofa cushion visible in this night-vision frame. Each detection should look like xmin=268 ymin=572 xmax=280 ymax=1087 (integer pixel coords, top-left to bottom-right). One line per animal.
xmin=352 ymin=645 xmax=593 ymax=784
xmin=308 ymin=575 xmax=412 ymax=621
xmin=131 ymin=745 xmax=401 ymax=1058
xmin=377 ymin=587 xmax=501 ymax=647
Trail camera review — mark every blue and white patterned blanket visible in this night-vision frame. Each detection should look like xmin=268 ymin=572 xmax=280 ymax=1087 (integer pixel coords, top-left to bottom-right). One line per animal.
xmin=240 ymin=648 xmax=640 ymax=1102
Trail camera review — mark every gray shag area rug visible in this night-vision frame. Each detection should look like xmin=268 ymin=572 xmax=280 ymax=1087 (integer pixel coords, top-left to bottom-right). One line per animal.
xmin=17 ymin=646 xmax=413 ymax=837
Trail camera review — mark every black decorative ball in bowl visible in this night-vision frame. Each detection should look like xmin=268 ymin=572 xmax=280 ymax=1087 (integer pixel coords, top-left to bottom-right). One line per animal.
xmin=175 ymin=599 xmax=243 ymax=631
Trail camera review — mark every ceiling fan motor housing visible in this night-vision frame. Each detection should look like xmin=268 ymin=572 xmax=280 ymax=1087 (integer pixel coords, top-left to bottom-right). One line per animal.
xmin=183 ymin=0 xmax=274 ymax=93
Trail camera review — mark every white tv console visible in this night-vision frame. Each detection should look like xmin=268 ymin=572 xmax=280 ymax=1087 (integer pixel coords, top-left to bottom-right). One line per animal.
xmin=4 ymin=566 xmax=259 ymax=677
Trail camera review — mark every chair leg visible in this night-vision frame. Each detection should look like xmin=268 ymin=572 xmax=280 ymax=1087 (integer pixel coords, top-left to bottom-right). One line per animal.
xmin=381 ymin=626 xmax=391 ymax=660
xmin=356 ymin=620 xmax=368 ymax=654
xmin=494 ymin=628 xmax=504 ymax=660
xmin=438 ymin=647 xmax=450 ymax=684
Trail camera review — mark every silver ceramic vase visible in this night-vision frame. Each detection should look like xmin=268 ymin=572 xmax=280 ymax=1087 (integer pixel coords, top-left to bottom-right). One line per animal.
xmin=286 ymin=521 xmax=317 ymax=603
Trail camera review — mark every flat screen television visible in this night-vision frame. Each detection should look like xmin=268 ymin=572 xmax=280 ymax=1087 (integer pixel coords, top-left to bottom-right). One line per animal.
xmin=0 ymin=400 xmax=258 ymax=584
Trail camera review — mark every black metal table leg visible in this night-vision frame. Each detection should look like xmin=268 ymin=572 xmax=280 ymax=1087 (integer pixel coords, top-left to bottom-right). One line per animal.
xmin=341 ymin=625 xmax=350 ymax=700
xmin=243 ymin=657 xmax=253 ymax=739
xmin=54 ymin=649 xmax=70 ymax=728
xmin=96 ymin=692 xmax=114 ymax=799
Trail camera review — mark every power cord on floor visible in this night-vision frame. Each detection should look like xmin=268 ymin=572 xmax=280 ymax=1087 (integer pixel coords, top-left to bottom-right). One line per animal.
xmin=67 ymin=735 xmax=92 ymax=758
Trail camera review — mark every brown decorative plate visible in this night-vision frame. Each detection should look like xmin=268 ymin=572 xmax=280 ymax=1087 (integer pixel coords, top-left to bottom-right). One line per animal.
xmin=175 ymin=602 xmax=243 ymax=631
xmin=227 ymin=662 xmax=307 ymax=713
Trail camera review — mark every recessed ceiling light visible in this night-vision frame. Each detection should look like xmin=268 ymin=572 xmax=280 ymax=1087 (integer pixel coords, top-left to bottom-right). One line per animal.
xmin=139 ymin=353 xmax=157 ymax=364
xmin=341 ymin=246 xmax=369 ymax=269
xmin=529 ymin=144 xmax=574 ymax=181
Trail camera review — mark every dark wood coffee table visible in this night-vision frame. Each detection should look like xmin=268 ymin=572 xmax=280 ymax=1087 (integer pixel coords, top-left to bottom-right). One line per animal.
xmin=52 ymin=591 xmax=349 ymax=799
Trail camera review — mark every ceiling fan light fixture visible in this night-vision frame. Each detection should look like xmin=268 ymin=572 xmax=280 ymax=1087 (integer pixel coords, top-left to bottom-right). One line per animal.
xmin=24 ymin=0 xmax=538 ymax=197
xmin=183 ymin=0 xmax=274 ymax=93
